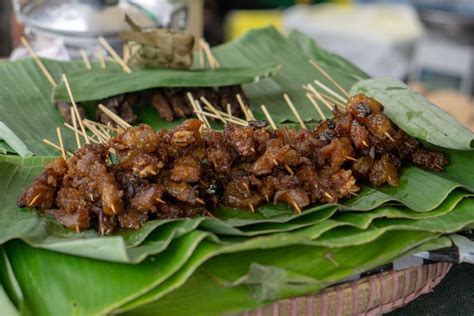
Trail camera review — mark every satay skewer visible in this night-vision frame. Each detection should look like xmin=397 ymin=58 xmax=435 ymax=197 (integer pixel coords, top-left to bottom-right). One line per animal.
xmin=309 ymin=59 xmax=350 ymax=98
xmin=70 ymin=107 xmax=81 ymax=149
xmin=283 ymin=94 xmax=307 ymax=130
xmin=200 ymin=96 xmax=226 ymax=124
xmin=20 ymin=37 xmax=57 ymax=87
xmin=204 ymin=106 xmax=248 ymax=124
xmin=98 ymin=104 xmax=131 ymax=129
xmin=199 ymin=39 xmax=220 ymax=68
xmin=42 ymin=139 xmax=72 ymax=156
xmin=260 ymin=105 xmax=277 ymax=130
xmin=385 ymin=132 xmax=396 ymax=142
xmin=64 ymin=123 xmax=100 ymax=144
xmin=226 ymin=104 xmax=232 ymax=119
xmin=306 ymin=93 xmax=326 ymax=120
xmin=186 ymin=93 xmax=207 ymax=126
xmin=62 ymin=74 xmax=91 ymax=144
xmin=248 ymin=204 xmax=255 ymax=213
xmin=198 ymin=43 xmax=205 ymax=68
xmin=291 ymin=201 xmax=302 ymax=214
xmin=320 ymin=93 xmax=346 ymax=109
xmin=96 ymin=49 xmax=106 ymax=69
xmin=28 ymin=194 xmax=41 ymax=207
xmin=302 ymin=85 xmax=343 ymax=108
xmin=314 ymin=80 xmax=347 ymax=104
xmin=304 ymin=84 xmax=334 ymax=112
xmin=194 ymin=100 xmax=212 ymax=129
xmin=98 ymin=36 xmax=132 ymax=73
xmin=122 ymin=43 xmax=130 ymax=64
xmin=236 ymin=94 xmax=255 ymax=120
xmin=194 ymin=110 xmax=247 ymax=126
xmin=83 ymin=121 xmax=109 ymax=143
xmin=83 ymin=119 xmax=120 ymax=133
xmin=80 ymin=49 xmax=92 ymax=70
xmin=56 ymin=127 xmax=66 ymax=160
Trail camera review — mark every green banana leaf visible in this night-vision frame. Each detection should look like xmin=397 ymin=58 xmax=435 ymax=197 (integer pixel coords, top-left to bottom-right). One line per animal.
xmin=0 ymin=139 xmax=16 ymax=155
xmin=4 ymin=226 xmax=442 ymax=316
xmin=0 ymin=248 xmax=22 ymax=316
xmin=125 ymin=237 xmax=451 ymax=315
xmin=3 ymin=189 xmax=471 ymax=315
xmin=351 ymin=78 xmax=474 ymax=150
xmin=53 ymin=64 xmax=278 ymax=102
xmin=117 ymin=197 xmax=474 ymax=312
xmin=118 ymin=230 xmax=439 ymax=315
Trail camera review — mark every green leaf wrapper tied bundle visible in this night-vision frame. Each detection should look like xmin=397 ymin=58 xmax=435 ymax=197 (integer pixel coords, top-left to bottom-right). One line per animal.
xmin=121 ymin=29 xmax=194 ymax=70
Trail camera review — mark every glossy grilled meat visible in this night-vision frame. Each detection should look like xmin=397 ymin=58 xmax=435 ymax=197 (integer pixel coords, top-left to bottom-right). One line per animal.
xmin=19 ymin=94 xmax=449 ymax=234
xmin=56 ymin=85 xmax=249 ymax=125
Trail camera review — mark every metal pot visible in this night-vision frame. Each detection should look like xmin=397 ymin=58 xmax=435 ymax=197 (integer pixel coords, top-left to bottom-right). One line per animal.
xmin=13 ymin=0 xmax=157 ymax=55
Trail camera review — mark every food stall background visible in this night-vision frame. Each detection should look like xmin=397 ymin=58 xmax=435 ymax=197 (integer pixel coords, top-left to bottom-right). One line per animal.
xmin=0 ymin=0 xmax=472 ymax=126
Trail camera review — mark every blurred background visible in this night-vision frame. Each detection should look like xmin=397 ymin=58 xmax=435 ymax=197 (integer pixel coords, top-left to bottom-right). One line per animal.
xmin=0 ymin=0 xmax=473 ymax=129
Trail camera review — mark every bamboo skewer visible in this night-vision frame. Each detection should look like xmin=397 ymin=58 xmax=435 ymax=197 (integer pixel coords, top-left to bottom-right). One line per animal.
xmin=314 ymin=80 xmax=347 ymax=103
xmin=194 ymin=100 xmax=212 ymax=128
xmin=98 ymin=36 xmax=132 ymax=73
xmin=321 ymin=92 xmax=345 ymax=109
xmin=283 ymin=94 xmax=307 ymax=129
xmin=284 ymin=164 xmax=294 ymax=175
xmin=204 ymin=105 xmax=247 ymax=124
xmin=70 ymin=107 xmax=81 ymax=148
xmin=186 ymin=93 xmax=206 ymax=125
xmin=291 ymin=201 xmax=302 ymax=214
xmin=42 ymin=139 xmax=72 ymax=156
xmin=83 ymin=121 xmax=109 ymax=143
xmin=28 ymin=194 xmax=41 ymax=207
xmin=199 ymin=39 xmax=220 ymax=68
xmin=385 ymin=132 xmax=395 ymax=142
xmin=324 ymin=192 xmax=334 ymax=201
xmin=309 ymin=59 xmax=350 ymax=98
xmin=198 ymin=99 xmax=247 ymax=124
xmin=236 ymin=94 xmax=255 ymax=120
xmin=122 ymin=43 xmax=130 ymax=64
xmin=198 ymin=44 xmax=205 ymax=69
xmin=306 ymin=93 xmax=326 ymax=120
xmin=200 ymin=97 xmax=226 ymax=124
xmin=226 ymin=104 xmax=232 ymax=120
xmin=64 ymin=123 xmax=100 ymax=144
xmin=303 ymin=84 xmax=346 ymax=108
xmin=20 ymin=37 xmax=57 ymax=87
xmin=98 ymin=125 xmax=113 ymax=139
xmin=96 ymin=49 xmax=106 ymax=69
xmin=305 ymin=84 xmax=334 ymax=112
xmin=237 ymin=98 xmax=251 ymax=121
xmin=56 ymin=127 xmax=67 ymax=160
xmin=62 ymin=74 xmax=90 ymax=144
xmin=98 ymin=104 xmax=131 ymax=129
xmin=80 ymin=49 xmax=92 ymax=70
xmin=84 ymin=119 xmax=120 ymax=132
xmin=194 ymin=110 xmax=247 ymax=126
xmin=248 ymin=204 xmax=255 ymax=213
xmin=260 ymin=105 xmax=277 ymax=130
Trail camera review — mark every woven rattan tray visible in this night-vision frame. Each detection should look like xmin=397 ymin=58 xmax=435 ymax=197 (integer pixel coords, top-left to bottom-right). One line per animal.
xmin=242 ymin=262 xmax=452 ymax=316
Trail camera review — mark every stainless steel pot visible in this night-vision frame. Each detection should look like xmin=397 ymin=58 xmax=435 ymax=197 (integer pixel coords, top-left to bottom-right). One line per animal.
xmin=13 ymin=0 xmax=158 ymax=55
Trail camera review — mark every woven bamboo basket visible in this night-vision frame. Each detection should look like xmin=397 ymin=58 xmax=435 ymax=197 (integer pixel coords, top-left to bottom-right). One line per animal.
xmin=243 ymin=262 xmax=452 ymax=316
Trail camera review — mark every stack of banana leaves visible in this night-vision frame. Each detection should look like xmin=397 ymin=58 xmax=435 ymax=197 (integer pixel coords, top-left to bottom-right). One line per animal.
xmin=1 ymin=27 xmax=473 ymax=315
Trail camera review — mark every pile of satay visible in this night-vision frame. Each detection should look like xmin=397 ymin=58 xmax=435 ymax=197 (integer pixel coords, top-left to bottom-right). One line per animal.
xmin=18 ymin=93 xmax=448 ymax=234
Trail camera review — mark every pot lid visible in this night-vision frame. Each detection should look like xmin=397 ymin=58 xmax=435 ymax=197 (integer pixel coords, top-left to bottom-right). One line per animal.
xmin=17 ymin=0 xmax=157 ymax=38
